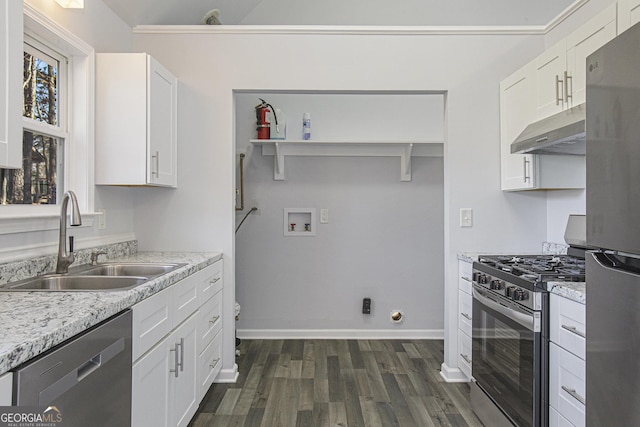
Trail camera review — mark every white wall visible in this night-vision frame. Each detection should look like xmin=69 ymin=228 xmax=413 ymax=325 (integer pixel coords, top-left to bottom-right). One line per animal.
xmin=1 ymin=2 xmax=135 ymax=258
xmin=133 ymin=27 xmax=549 ymax=377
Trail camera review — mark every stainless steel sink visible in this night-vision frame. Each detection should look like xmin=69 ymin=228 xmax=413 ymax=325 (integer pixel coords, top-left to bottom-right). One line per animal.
xmin=1 ymin=275 xmax=148 ymax=291
xmin=0 ymin=262 xmax=186 ymax=292
xmin=73 ymin=263 xmax=184 ymax=277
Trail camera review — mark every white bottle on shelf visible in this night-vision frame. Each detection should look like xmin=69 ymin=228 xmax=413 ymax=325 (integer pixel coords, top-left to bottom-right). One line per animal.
xmin=302 ymin=113 xmax=311 ymax=140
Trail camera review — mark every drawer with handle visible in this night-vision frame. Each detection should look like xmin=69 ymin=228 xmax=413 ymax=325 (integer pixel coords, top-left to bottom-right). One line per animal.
xmin=459 ymin=260 xmax=473 ymax=295
xmin=550 ymin=342 xmax=585 ymax=427
xmin=550 ymin=294 xmax=585 ymax=359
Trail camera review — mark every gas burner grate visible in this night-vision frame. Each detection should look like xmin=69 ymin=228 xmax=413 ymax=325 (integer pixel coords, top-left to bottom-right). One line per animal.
xmin=477 ymin=254 xmax=585 ymax=282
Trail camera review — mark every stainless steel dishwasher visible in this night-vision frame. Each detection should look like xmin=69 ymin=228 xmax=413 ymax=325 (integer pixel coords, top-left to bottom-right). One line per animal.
xmin=13 ymin=310 xmax=132 ymax=427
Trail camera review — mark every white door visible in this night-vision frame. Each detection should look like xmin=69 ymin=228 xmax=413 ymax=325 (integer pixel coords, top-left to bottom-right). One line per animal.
xmin=132 ymin=337 xmax=172 ymax=427
xmin=147 ymin=56 xmax=177 ymax=187
xmin=0 ymin=1 xmax=22 ymax=169
xmin=534 ymin=40 xmax=567 ymax=119
xmin=566 ymin=4 xmax=617 ymax=106
xmin=500 ymin=62 xmax=537 ymax=190
xmin=172 ymin=315 xmax=199 ymax=427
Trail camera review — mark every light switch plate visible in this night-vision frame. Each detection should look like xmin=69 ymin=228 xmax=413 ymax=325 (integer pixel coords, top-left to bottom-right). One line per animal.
xmin=460 ymin=208 xmax=473 ymax=227
xmin=320 ymin=208 xmax=329 ymax=224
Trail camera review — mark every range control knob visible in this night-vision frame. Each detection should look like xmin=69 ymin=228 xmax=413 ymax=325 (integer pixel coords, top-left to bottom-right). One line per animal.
xmin=513 ymin=289 xmax=529 ymax=301
xmin=477 ymin=274 xmax=490 ymax=284
xmin=506 ymin=286 xmax=516 ymax=298
xmin=490 ymin=279 xmax=504 ymax=290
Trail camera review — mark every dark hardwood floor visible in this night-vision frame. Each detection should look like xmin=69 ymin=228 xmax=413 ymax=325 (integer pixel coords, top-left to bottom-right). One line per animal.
xmin=190 ymin=339 xmax=482 ymax=427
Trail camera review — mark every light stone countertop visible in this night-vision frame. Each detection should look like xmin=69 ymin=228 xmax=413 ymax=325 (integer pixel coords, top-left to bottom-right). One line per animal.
xmin=547 ymin=281 xmax=586 ymax=304
xmin=0 ymin=251 xmax=222 ymax=375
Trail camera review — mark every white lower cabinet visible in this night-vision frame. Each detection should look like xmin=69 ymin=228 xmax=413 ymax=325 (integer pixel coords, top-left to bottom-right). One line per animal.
xmin=131 ymin=260 xmax=223 ymax=426
xmin=132 ymin=314 xmax=197 ymax=427
xmin=457 ymin=259 xmax=473 ymax=380
xmin=549 ymin=294 xmax=585 ymax=427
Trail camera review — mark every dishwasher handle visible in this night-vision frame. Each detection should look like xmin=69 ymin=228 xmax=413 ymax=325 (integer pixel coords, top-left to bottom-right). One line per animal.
xmin=39 ymin=337 xmax=125 ymax=405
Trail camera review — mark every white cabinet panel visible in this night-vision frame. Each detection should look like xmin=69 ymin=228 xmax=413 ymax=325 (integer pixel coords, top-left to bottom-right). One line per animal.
xmin=549 ymin=343 xmax=586 ymax=427
xmin=172 ymin=315 xmax=199 ymax=427
xmin=196 ymin=291 xmax=223 ymax=354
xmin=458 ymin=260 xmax=473 ymax=295
xmin=458 ymin=290 xmax=472 ymax=337
xmin=457 ymin=329 xmax=472 ymax=379
xmin=550 ymin=294 xmax=585 ymax=359
xmin=132 ymin=288 xmax=173 ymax=361
xmin=197 ymin=331 xmax=222 ymax=401
xmin=566 ymin=4 xmax=617 ymax=106
xmin=197 ymin=260 xmax=223 ymax=303
xmin=500 ymin=62 xmax=537 ymax=190
xmin=96 ymin=53 xmax=177 ymax=187
xmin=535 ymin=40 xmax=567 ymax=119
xmin=618 ymin=0 xmax=640 ymax=33
xmin=0 ymin=1 xmax=22 ymax=169
xmin=132 ymin=334 xmax=173 ymax=427
xmin=549 ymin=406 xmax=576 ymax=427
xmin=173 ymin=275 xmax=199 ymax=329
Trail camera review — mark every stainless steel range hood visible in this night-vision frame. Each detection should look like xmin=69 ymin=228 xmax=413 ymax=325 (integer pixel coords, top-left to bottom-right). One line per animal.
xmin=510 ymin=104 xmax=585 ymax=155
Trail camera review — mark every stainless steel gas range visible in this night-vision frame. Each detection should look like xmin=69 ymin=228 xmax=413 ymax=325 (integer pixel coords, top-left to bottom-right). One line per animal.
xmin=470 ymin=253 xmax=585 ymax=427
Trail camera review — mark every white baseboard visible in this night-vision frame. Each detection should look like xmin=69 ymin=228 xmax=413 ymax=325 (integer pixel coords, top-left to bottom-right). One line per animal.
xmin=236 ymin=329 xmax=444 ymax=340
xmin=0 ymin=232 xmax=136 ymax=263
xmin=214 ymin=364 xmax=239 ymax=383
xmin=440 ymin=362 xmax=471 ymax=383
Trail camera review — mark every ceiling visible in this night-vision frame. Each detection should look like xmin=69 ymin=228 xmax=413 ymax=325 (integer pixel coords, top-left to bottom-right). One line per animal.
xmin=102 ymin=0 xmax=577 ymax=27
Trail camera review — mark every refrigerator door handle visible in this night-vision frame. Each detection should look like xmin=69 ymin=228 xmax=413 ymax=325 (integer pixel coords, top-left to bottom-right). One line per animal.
xmin=590 ymin=251 xmax=640 ymax=276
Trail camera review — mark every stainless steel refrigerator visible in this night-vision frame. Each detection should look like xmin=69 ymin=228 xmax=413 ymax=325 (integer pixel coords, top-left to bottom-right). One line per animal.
xmin=586 ymin=21 xmax=640 ymax=426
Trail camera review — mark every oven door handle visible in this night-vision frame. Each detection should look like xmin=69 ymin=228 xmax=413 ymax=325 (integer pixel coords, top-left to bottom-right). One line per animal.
xmin=473 ymin=286 xmax=536 ymax=332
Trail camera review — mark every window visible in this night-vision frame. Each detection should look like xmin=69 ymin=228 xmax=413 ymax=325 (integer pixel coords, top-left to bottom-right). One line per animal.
xmin=0 ymin=5 xmax=95 ymax=236
xmin=0 ymin=38 xmax=66 ymax=205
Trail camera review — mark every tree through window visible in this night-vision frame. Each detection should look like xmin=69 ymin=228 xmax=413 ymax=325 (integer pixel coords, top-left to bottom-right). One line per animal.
xmin=0 ymin=38 xmax=65 ymax=205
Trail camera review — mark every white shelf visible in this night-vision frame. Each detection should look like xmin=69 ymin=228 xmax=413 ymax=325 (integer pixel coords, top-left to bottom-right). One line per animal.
xmin=250 ymin=139 xmax=444 ymax=181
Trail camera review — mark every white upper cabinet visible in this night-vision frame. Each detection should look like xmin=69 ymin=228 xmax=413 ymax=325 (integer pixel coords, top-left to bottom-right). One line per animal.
xmin=0 ymin=1 xmax=22 ymax=169
xmin=617 ymin=0 xmax=640 ymax=33
xmin=565 ymin=4 xmax=618 ymax=106
xmin=96 ymin=53 xmax=178 ymax=187
xmin=534 ymin=40 xmax=568 ymax=119
xmin=534 ymin=4 xmax=617 ymax=119
xmin=500 ymin=62 xmax=537 ymax=190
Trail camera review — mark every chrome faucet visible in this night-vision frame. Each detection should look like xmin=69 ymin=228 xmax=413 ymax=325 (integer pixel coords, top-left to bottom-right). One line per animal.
xmin=56 ymin=191 xmax=82 ymax=274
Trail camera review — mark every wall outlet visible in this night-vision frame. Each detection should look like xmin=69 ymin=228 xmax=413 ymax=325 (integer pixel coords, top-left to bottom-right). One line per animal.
xmin=460 ymin=208 xmax=473 ymax=227
xmin=97 ymin=209 xmax=106 ymax=230
xmin=362 ymin=297 xmax=371 ymax=314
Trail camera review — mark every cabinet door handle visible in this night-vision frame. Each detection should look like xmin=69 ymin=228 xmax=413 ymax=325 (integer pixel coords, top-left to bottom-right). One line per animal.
xmin=178 ymin=337 xmax=184 ymax=372
xmin=210 ymin=358 xmax=220 ymax=370
xmin=561 ymin=324 xmax=586 ymax=338
xmin=461 ymin=313 xmax=472 ymax=321
xmin=561 ymin=386 xmax=586 ymax=405
xmin=209 ymin=315 xmax=220 ymax=325
xmin=523 ymin=157 xmax=531 ymax=183
xmin=151 ymin=151 xmax=159 ymax=177
xmin=210 ymin=277 xmax=221 ymax=284
xmin=564 ymin=71 xmax=572 ymax=102
xmin=460 ymin=354 xmax=471 ymax=364
xmin=555 ymin=74 xmax=564 ymax=105
xmin=170 ymin=342 xmax=180 ymax=377
xmin=461 ymin=276 xmax=471 ymax=283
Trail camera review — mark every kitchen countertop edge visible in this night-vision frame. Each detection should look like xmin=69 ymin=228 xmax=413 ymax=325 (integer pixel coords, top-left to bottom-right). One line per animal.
xmin=547 ymin=281 xmax=586 ymax=304
xmin=0 ymin=251 xmax=222 ymax=375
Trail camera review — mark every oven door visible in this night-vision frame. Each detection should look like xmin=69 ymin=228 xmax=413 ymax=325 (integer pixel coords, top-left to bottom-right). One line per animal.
xmin=472 ymin=284 xmax=545 ymax=427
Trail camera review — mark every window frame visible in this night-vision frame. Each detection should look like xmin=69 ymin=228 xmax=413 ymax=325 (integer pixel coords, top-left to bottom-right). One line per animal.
xmin=0 ymin=4 xmax=96 ymax=234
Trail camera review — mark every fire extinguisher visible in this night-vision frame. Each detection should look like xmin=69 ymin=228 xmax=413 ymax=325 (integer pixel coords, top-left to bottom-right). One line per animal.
xmin=255 ymin=98 xmax=278 ymax=140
